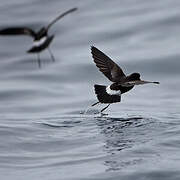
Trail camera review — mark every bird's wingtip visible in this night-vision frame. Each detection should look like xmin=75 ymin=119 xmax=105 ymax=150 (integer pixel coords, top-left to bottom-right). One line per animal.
xmin=91 ymin=46 xmax=97 ymax=55
xmin=71 ymin=7 xmax=78 ymax=12
xmin=91 ymin=45 xmax=97 ymax=51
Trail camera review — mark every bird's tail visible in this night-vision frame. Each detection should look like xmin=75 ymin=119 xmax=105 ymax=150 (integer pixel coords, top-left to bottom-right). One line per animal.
xmin=94 ymin=84 xmax=121 ymax=104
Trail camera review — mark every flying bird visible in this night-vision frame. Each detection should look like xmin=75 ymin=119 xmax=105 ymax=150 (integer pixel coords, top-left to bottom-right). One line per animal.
xmin=91 ymin=46 xmax=159 ymax=113
xmin=0 ymin=7 xmax=77 ymax=68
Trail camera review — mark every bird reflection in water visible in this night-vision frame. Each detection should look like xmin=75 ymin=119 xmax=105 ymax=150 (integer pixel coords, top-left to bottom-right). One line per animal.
xmin=95 ymin=116 xmax=145 ymax=171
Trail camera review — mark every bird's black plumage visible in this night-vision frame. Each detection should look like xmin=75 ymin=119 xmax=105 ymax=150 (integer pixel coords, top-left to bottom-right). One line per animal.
xmin=91 ymin=46 xmax=159 ymax=112
xmin=91 ymin=46 xmax=126 ymax=82
xmin=0 ymin=7 xmax=77 ymax=67
xmin=0 ymin=27 xmax=36 ymax=37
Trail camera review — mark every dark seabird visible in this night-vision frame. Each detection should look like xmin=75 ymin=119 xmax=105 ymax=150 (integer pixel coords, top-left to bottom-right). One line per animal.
xmin=0 ymin=7 xmax=77 ymax=68
xmin=91 ymin=46 xmax=159 ymax=113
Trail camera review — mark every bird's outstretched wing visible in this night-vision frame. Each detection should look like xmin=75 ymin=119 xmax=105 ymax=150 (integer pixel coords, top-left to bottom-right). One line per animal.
xmin=46 ymin=7 xmax=78 ymax=30
xmin=91 ymin=46 xmax=126 ymax=82
xmin=0 ymin=27 xmax=36 ymax=38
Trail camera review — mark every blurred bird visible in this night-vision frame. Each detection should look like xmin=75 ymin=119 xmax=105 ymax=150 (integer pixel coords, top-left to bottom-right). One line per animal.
xmin=91 ymin=46 xmax=159 ymax=113
xmin=0 ymin=7 xmax=77 ymax=68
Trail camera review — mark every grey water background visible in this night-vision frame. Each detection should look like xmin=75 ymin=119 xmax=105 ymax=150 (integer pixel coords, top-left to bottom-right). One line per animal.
xmin=0 ymin=0 xmax=180 ymax=179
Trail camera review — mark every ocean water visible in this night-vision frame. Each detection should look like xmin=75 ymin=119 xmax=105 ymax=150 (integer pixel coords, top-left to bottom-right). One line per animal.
xmin=0 ymin=0 xmax=180 ymax=180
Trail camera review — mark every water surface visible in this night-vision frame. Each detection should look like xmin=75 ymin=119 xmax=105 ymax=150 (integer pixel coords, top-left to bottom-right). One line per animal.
xmin=0 ymin=0 xmax=180 ymax=180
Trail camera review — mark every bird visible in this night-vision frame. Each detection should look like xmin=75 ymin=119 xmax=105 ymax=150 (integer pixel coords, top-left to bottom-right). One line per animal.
xmin=91 ymin=46 xmax=159 ymax=113
xmin=0 ymin=7 xmax=77 ymax=68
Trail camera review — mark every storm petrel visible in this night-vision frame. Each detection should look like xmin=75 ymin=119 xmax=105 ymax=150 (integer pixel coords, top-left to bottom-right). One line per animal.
xmin=91 ymin=46 xmax=159 ymax=113
xmin=0 ymin=7 xmax=77 ymax=68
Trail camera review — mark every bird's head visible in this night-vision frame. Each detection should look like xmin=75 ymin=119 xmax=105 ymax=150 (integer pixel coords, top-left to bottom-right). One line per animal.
xmin=36 ymin=27 xmax=47 ymax=40
xmin=124 ymin=72 xmax=159 ymax=86
xmin=128 ymin=73 xmax=141 ymax=81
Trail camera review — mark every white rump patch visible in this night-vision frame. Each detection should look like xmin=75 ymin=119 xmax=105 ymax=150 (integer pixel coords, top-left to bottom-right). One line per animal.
xmin=33 ymin=36 xmax=47 ymax=47
xmin=106 ymin=85 xmax=121 ymax=96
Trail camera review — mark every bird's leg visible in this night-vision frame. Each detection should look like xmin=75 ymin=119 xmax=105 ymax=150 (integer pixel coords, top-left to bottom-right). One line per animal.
xmin=91 ymin=102 xmax=100 ymax=107
xmin=48 ymin=47 xmax=55 ymax=62
xmin=83 ymin=102 xmax=100 ymax=114
xmin=101 ymin=104 xmax=110 ymax=113
xmin=37 ymin=53 xmax=41 ymax=68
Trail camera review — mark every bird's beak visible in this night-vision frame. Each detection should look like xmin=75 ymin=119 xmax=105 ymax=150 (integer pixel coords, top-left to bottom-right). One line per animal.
xmin=139 ymin=80 xmax=160 ymax=85
xmin=124 ymin=80 xmax=160 ymax=86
